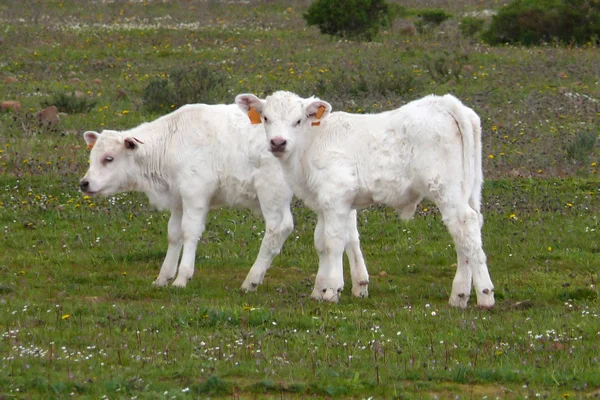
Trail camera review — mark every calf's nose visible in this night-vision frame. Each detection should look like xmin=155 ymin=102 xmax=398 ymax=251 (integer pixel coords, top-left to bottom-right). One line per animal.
xmin=80 ymin=180 xmax=89 ymax=192
xmin=269 ymin=137 xmax=287 ymax=152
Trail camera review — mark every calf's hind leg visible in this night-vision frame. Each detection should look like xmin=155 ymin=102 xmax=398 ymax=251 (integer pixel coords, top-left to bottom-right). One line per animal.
xmin=346 ymin=210 xmax=369 ymax=298
xmin=241 ymin=200 xmax=294 ymax=291
xmin=439 ymin=202 xmax=494 ymax=308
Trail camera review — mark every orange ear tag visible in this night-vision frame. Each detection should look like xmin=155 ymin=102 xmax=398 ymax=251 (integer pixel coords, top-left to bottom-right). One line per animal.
xmin=311 ymin=105 xmax=326 ymax=126
xmin=87 ymin=143 xmax=94 ymax=150
xmin=248 ymin=107 xmax=262 ymax=125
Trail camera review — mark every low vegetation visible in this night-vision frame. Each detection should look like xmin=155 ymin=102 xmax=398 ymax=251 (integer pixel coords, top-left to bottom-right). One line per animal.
xmin=0 ymin=0 xmax=598 ymax=398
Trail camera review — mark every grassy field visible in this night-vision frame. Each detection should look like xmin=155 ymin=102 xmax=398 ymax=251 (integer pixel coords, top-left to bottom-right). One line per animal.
xmin=1 ymin=0 xmax=599 ymax=398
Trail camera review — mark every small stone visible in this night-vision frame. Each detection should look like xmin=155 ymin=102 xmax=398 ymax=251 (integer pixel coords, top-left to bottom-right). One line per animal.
xmin=36 ymin=106 xmax=60 ymax=126
xmin=1 ymin=100 xmax=21 ymax=112
xmin=509 ymin=169 xmax=523 ymax=178
xmin=69 ymin=78 xmax=81 ymax=84
xmin=93 ymin=78 xmax=102 ymax=85
xmin=4 ymin=76 xmax=18 ymax=84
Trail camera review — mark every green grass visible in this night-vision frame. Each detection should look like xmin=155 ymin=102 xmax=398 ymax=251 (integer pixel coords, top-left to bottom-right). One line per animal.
xmin=1 ymin=0 xmax=599 ymax=398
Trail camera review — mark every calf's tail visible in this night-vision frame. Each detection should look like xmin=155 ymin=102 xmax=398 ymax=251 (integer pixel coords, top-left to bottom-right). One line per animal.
xmin=442 ymin=95 xmax=484 ymax=221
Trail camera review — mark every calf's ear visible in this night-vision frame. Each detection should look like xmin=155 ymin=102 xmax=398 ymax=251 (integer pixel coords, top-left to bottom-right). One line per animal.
xmin=83 ymin=131 xmax=99 ymax=150
xmin=124 ymin=137 xmax=144 ymax=150
xmin=235 ymin=94 xmax=264 ymax=125
xmin=305 ymin=99 xmax=332 ymax=127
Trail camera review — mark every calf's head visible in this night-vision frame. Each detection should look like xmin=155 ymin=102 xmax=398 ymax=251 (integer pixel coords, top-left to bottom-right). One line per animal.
xmin=235 ymin=91 xmax=331 ymax=159
xmin=80 ymin=130 xmax=144 ymax=196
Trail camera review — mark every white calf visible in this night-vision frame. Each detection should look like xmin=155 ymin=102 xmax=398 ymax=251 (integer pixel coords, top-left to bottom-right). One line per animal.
xmin=80 ymin=103 xmax=295 ymax=289
xmin=236 ymin=91 xmax=495 ymax=308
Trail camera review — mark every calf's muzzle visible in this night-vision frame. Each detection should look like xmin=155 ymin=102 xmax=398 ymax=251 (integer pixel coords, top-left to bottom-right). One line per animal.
xmin=269 ymin=137 xmax=287 ymax=153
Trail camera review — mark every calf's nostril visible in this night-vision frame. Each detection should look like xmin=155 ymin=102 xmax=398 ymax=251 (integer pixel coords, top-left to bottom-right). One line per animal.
xmin=80 ymin=180 xmax=89 ymax=191
xmin=270 ymin=138 xmax=287 ymax=148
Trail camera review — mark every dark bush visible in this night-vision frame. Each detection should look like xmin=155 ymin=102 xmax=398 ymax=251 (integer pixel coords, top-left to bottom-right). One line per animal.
xmin=42 ymin=91 xmax=96 ymax=114
xmin=303 ymin=0 xmax=395 ymax=41
xmin=459 ymin=16 xmax=486 ymax=37
xmin=482 ymin=0 xmax=600 ymax=46
xmin=142 ymin=78 xmax=176 ymax=114
xmin=415 ymin=9 xmax=452 ymax=33
xmin=142 ymin=65 xmax=228 ymax=113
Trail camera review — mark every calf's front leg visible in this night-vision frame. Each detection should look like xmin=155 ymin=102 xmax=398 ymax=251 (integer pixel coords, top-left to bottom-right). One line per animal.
xmin=171 ymin=203 xmax=209 ymax=288
xmin=311 ymin=210 xmax=350 ymax=303
xmin=153 ymin=208 xmax=183 ymax=286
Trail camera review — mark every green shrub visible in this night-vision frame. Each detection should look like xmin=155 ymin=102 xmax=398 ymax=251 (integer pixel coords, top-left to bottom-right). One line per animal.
xmin=459 ymin=16 xmax=486 ymax=37
xmin=482 ymin=0 xmax=600 ymax=46
xmin=423 ymin=51 xmax=469 ymax=83
xmin=42 ymin=91 xmax=97 ymax=114
xmin=566 ymin=131 xmax=598 ymax=162
xmin=142 ymin=65 xmax=228 ymax=113
xmin=303 ymin=0 xmax=394 ymax=41
xmin=142 ymin=78 xmax=176 ymax=114
xmin=191 ymin=376 xmax=231 ymax=396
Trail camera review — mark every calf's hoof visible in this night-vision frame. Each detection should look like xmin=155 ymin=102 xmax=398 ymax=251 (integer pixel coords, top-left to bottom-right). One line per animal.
xmin=310 ymin=287 xmax=342 ymax=303
xmin=351 ymin=281 xmax=369 ymax=298
xmin=448 ymin=292 xmax=470 ymax=309
xmin=152 ymin=277 xmax=170 ymax=287
xmin=171 ymin=276 xmax=190 ymax=288
xmin=476 ymin=288 xmax=495 ymax=309
xmin=241 ymin=279 xmax=259 ymax=293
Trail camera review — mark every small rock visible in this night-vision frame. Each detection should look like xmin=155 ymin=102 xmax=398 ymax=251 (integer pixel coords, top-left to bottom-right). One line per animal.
xmin=4 ymin=76 xmax=18 ymax=84
xmin=379 ymin=270 xmax=387 ymax=277
xmin=558 ymin=71 xmax=568 ymax=79
xmin=93 ymin=78 xmax=102 ymax=85
xmin=74 ymin=90 xmax=86 ymax=98
xmin=69 ymin=78 xmax=82 ymax=84
xmin=36 ymin=106 xmax=60 ymax=126
xmin=510 ymin=300 xmax=533 ymax=310
xmin=116 ymin=88 xmax=127 ymax=100
xmin=509 ymin=169 xmax=524 ymax=178
xmin=1 ymin=100 xmax=21 ymax=112
xmin=395 ymin=20 xmax=416 ymax=36
xmin=463 ymin=65 xmax=473 ymax=72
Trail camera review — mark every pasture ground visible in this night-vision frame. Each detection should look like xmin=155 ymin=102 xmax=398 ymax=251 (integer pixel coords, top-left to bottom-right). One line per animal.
xmin=1 ymin=1 xmax=599 ymax=398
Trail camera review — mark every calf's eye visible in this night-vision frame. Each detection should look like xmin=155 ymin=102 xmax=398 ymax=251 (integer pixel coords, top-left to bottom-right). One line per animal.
xmin=105 ymin=156 xmax=114 ymax=163
xmin=263 ymin=116 xmax=269 ymax=123
xmin=295 ymin=119 xmax=302 ymax=126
